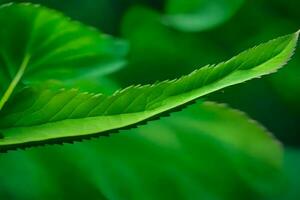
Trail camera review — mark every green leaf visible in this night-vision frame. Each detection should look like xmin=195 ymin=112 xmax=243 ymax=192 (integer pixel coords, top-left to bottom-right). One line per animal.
xmin=0 ymin=102 xmax=284 ymax=199
xmin=164 ymin=0 xmax=244 ymax=32
xmin=0 ymin=3 xmax=128 ymax=110
xmin=0 ymin=31 xmax=298 ymax=152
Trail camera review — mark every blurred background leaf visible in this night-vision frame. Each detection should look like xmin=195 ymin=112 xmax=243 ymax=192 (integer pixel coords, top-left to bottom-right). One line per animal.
xmin=163 ymin=0 xmax=244 ymax=32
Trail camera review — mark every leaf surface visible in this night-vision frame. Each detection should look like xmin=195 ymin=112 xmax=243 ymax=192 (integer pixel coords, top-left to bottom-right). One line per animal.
xmin=0 ymin=3 xmax=128 ymax=109
xmin=0 ymin=31 xmax=299 ymax=152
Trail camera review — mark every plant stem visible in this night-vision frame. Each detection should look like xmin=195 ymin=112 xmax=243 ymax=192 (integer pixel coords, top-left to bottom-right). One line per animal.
xmin=0 ymin=54 xmax=31 ymax=111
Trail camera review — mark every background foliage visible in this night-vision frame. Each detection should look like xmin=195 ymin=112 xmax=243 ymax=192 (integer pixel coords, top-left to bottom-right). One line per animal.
xmin=0 ymin=0 xmax=299 ymax=199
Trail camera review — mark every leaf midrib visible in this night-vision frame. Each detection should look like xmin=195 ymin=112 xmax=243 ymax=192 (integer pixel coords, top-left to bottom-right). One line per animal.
xmin=0 ymin=54 xmax=31 ymax=110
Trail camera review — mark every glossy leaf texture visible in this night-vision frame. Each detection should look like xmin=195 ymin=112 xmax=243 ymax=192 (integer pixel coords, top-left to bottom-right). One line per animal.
xmin=0 ymin=31 xmax=298 ymax=152
xmin=164 ymin=0 xmax=244 ymax=32
xmin=0 ymin=102 xmax=284 ymax=199
xmin=0 ymin=3 xmax=128 ymax=108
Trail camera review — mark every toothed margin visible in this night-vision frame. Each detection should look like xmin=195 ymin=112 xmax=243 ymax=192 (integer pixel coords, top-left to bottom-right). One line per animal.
xmin=0 ymin=100 xmax=283 ymax=157
xmin=0 ymin=99 xmax=199 ymax=153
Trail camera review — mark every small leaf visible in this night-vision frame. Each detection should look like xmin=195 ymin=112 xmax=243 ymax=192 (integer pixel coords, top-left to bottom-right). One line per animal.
xmin=0 ymin=31 xmax=298 ymax=152
xmin=164 ymin=0 xmax=244 ymax=32
xmin=0 ymin=3 xmax=128 ymax=109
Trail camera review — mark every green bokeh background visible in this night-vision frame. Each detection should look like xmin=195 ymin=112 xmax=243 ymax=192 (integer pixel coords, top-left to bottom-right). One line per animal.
xmin=0 ymin=0 xmax=299 ymax=199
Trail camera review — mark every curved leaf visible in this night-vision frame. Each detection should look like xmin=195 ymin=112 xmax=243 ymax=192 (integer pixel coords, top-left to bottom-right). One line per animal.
xmin=164 ymin=0 xmax=244 ymax=32
xmin=0 ymin=31 xmax=299 ymax=152
xmin=0 ymin=3 xmax=128 ymax=109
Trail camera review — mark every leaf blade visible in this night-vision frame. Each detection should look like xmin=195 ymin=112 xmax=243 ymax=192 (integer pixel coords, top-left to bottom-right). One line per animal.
xmin=0 ymin=31 xmax=298 ymax=152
